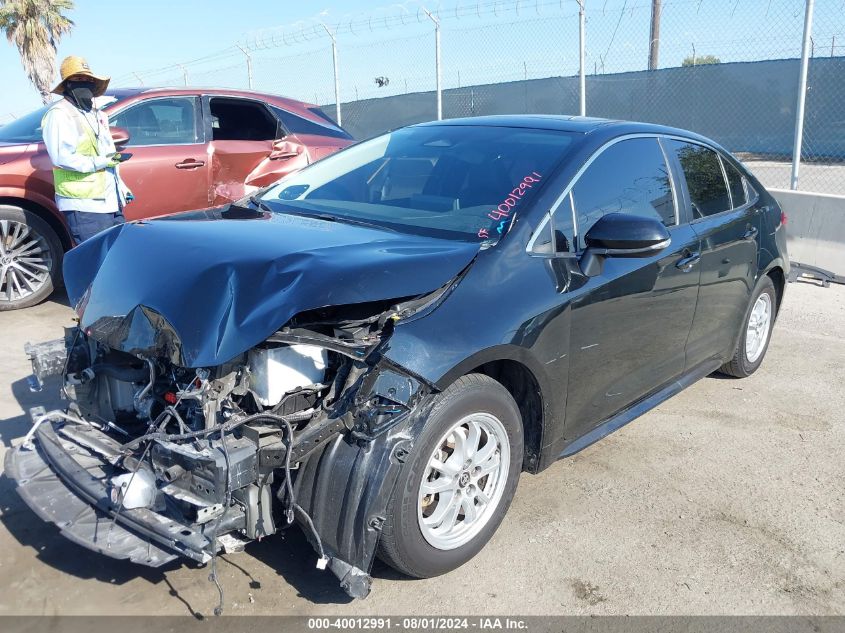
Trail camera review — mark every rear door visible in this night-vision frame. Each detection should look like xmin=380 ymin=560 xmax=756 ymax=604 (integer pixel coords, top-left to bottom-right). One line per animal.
xmin=563 ymin=136 xmax=702 ymax=441
xmin=109 ymin=96 xmax=209 ymax=219
xmin=665 ymin=140 xmax=759 ymax=367
xmin=203 ymin=96 xmax=309 ymax=205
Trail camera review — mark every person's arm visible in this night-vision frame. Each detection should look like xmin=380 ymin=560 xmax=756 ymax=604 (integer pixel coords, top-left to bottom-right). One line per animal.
xmin=42 ymin=107 xmax=112 ymax=173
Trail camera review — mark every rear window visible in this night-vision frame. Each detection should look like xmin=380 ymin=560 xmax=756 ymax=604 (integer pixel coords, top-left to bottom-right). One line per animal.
xmin=667 ymin=140 xmax=731 ymax=218
xmin=272 ymin=106 xmax=352 ymax=140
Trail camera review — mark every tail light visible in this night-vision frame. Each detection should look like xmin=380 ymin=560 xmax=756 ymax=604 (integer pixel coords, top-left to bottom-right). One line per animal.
xmin=780 ymin=210 xmax=788 ymax=227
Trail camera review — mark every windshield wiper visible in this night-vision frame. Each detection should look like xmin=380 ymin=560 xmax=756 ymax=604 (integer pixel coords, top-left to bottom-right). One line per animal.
xmin=274 ymin=207 xmax=398 ymax=233
xmin=249 ymin=195 xmax=274 ymax=213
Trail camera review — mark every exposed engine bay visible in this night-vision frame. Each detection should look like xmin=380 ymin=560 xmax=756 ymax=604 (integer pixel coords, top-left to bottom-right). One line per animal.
xmin=7 ymin=294 xmax=449 ymax=611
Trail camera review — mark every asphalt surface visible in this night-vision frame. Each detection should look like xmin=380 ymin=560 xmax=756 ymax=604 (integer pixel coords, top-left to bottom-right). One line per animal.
xmin=0 ymin=280 xmax=842 ymax=617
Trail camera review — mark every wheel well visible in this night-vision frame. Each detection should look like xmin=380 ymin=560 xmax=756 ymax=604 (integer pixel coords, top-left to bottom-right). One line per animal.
xmin=471 ymin=360 xmax=544 ymax=473
xmin=767 ymin=266 xmax=785 ymax=313
xmin=0 ymin=197 xmax=71 ymax=251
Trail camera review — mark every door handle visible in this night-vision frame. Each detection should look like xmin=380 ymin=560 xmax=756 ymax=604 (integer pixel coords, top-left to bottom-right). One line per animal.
xmin=175 ymin=159 xmax=205 ymax=169
xmin=675 ymin=251 xmax=701 ymax=272
xmin=742 ymin=226 xmax=759 ymax=241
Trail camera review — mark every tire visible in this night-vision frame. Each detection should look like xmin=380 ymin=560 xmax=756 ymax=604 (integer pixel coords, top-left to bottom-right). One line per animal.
xmin=719 ymin=275 xmax=777 ymax=378
xmin=0 ymin=205 xmax=63 ymax=311
xmin=378 ymin=373 xmax=523 ymax=578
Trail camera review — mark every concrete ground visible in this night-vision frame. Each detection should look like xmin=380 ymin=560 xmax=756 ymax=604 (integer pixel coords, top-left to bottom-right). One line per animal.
xmin=745 ymin=159 xmax=845 ymax=196
xmin=0 ymin=281 xmax=842 ymax=617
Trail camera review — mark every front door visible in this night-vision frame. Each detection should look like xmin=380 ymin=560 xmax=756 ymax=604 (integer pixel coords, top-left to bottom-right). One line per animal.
xmin=109 ymin=96 xmax=209 ymax=219
xmin=563 ymin=137 xmax=701 ymax=441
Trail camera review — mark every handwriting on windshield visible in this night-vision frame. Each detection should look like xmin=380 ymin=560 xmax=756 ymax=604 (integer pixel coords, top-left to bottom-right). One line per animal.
xmin=478 ymin=172 xmax=542 ymax=239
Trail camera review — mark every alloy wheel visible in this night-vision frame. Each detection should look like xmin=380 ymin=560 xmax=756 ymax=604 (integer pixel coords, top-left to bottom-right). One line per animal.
xmin=745 ymin=292 xmax=772 ymax=363
xmin=0 ymin=219 xmax=53 ymax=304
xmin=417 ymin=412 xmax=511 ymax=551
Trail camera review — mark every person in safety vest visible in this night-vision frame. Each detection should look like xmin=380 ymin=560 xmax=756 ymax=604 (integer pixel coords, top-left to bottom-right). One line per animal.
xmin=42 ymin=56 xmax=133 ymax=244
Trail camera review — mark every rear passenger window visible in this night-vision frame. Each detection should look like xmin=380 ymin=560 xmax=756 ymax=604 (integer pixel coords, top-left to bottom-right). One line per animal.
xmin=723 ymin=159 xmax=747 ymax=208
xmin=571 ymin=137 xmax=676 ymax=249
xmin=667 ymin=141 xmax=730 ymax=218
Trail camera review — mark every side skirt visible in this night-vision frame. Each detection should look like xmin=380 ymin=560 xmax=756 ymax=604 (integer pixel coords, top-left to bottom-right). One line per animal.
xmin=558 ymin=358 xmax=723 ymax=459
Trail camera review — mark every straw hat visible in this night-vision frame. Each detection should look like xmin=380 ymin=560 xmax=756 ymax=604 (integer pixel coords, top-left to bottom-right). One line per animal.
xmin=52 ymin=56 xmax=110 ymax=97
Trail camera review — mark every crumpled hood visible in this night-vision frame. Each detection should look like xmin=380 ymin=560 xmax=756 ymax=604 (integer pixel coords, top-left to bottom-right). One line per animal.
xmin=65 ymin=207 xmax=480 ymax=367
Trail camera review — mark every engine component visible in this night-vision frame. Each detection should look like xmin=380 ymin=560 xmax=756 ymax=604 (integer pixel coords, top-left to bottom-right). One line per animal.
xmin=110 ymin=470 xmax=157 ymax=509
xmin=151 ymin=437 xmax=258 ymax=506
xmin=248 ymin=344 xmax=327 ymax=406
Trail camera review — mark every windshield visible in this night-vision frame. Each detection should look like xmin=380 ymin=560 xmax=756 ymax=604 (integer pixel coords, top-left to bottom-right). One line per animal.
xmin=260 ymin=125 xmax=576 ymax=242
xmin=0 ymin=105 xmax=51 ymax=144
xmin=0 ymin=95 xmax=123 ymax=144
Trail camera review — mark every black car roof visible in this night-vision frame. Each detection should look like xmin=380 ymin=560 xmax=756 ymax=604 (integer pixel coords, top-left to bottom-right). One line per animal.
xmin=415 ymin=114 xmax=718 ymax=147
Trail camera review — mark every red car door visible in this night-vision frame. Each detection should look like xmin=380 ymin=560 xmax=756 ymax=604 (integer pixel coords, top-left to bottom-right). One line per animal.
xmin=108 ymin=95 xmax=210 ymax=219
xmin=204 ymin=96 xmax=308 ymax=205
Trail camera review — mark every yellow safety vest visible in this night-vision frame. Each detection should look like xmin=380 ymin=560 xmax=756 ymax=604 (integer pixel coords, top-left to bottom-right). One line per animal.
xmin=44 ymin=101 xmax=108 ymax=200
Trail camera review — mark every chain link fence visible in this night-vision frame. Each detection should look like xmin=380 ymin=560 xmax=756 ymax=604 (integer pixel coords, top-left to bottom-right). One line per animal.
xmin=104 ymin=0 xmax=844 ymax=194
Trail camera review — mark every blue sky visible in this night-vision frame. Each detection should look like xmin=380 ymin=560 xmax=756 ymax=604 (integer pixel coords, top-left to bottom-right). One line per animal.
xmin=2 ymin=0 xmax=838 ymax=122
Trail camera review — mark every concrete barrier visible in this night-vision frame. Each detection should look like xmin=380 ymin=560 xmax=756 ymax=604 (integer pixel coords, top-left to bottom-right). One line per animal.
xmin=769 ymin=188 xmax=845 ymax=275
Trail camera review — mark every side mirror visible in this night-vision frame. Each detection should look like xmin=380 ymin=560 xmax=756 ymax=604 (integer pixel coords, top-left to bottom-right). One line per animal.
xmin=580 ymin=213 xmax=671 ymax=276
xmin=109 ymin=126 xmax=130 ymax=149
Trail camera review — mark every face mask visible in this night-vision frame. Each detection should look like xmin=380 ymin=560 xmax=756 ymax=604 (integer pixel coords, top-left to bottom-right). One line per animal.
xmin=65 ymin=80 xmax=96 ymax=111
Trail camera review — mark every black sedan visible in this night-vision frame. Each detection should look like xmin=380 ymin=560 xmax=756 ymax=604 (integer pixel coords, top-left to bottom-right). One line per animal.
xmin=8 ymin=115 xmax=789 ymax=603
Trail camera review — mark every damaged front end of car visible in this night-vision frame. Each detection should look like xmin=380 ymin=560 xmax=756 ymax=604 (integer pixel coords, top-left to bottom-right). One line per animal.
xmin=6 ymin=287 xmax=458 ymax=604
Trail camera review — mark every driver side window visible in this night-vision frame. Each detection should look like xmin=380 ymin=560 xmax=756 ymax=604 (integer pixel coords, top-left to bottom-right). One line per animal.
xmin=571 ymin=137 xmax=676 ymax=250
xmin=110 ymin=97 xmax=199 ymax=146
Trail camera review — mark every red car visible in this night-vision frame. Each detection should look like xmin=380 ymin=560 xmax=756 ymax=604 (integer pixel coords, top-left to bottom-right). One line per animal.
xmin=0 ymin=87 xmax=354 ymax=310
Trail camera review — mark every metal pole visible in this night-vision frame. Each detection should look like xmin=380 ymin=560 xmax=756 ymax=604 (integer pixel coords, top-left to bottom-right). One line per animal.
xmin=578 ymin=0 xmax=586 ymax=115
xmin=423 ymin=7 xmax=442 ymax=120
xmin=791 ymin=0 xmax=815 ymax=190
xmin=321 ymin=24 xmax=341 ymax=125
xmin=692 ymin=42 xmax=696 ymax=66
xmin=648 ymin=0 xmax=661 ymax=71
xmin=177 ymin=64 xmax=188 ymax=86
xmin=237 ymin=45 xmax=254 ymax=90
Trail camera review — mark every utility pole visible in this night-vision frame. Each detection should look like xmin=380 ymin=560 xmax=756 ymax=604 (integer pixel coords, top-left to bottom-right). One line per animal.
xmin=648 ymin=0 xmax=661 ymax=71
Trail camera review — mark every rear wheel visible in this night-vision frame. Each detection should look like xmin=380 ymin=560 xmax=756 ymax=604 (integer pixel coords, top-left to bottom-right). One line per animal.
xmin=0 ymin=206 xmax=63 ymax=311
xmin=378 ymin=374 xmax=523 ymax=578
xmin=719 ymin=276 xmax=776 ymax=377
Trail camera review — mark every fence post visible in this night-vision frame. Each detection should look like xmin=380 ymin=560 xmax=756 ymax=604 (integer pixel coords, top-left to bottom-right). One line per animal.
xmin=423 ymin=7 xmax=442 ymax=120
xmin=791 ymin=0 xmax=815 ymax=190
xmin=321 ymin=23 xmax=342 ymax=126
xmin=578 ymin=0 xmax=586 ymax=116
xmin=236 ymin=45 xmax=254 ymax=90
xmin=177 ymin=64 xmax=188 ymax=86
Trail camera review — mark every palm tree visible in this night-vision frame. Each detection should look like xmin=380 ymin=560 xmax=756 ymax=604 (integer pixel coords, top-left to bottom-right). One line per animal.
xmin=0 ymin=0 xmax=74 ymax=104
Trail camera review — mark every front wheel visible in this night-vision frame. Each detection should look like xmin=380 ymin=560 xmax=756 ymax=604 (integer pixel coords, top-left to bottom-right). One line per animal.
xmin=378 ymin=374 xmax=523 ymax=578
xmin=719 ymin=275 xmax=777 ymax=378
xmin=0 ymin=205 xmax=63 ymax=311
